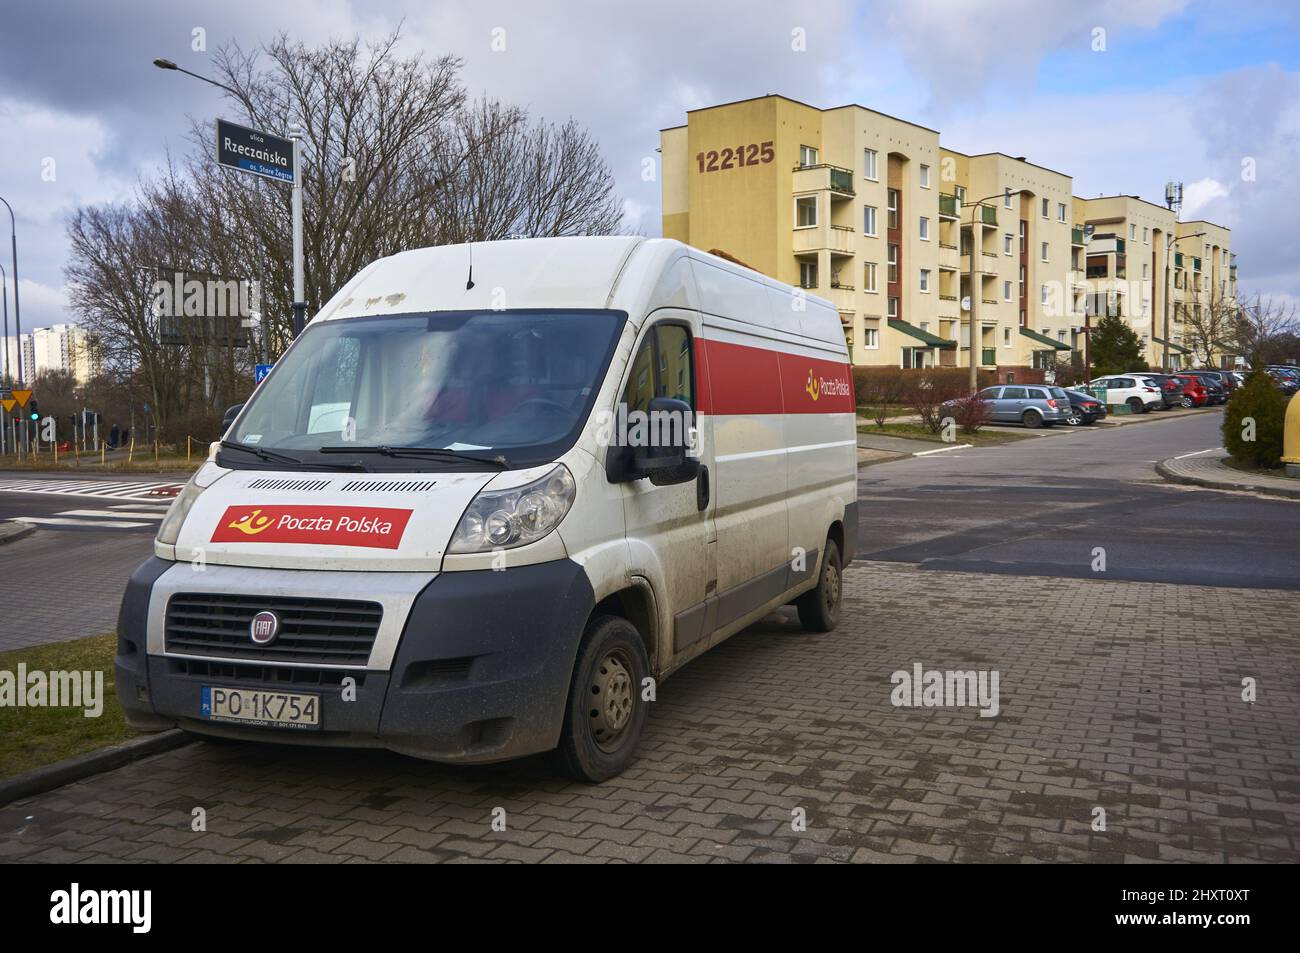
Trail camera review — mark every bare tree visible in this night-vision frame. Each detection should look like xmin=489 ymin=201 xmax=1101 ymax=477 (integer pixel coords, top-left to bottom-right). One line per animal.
xmin=1182 ymin=289 xmax=1240 ymax=368
xmin=1230 ymin=293 xmax=1300 ymax=367
xmin=64 ymin=30 xmax=627 ymax=440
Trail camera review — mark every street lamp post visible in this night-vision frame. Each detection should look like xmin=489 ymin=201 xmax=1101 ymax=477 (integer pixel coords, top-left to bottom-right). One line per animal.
xmin=0 ymin=194 xmax=22 ymax=386
xmin=1162 ymin=231 xmax=1205 ymax=371
xmin=1 ymin=262 xmax=8 ymax=455
xmin=963 ymin=189 xmax=1028 ymax=392
xmin=153 ymin=58 xmax=307 ymax=339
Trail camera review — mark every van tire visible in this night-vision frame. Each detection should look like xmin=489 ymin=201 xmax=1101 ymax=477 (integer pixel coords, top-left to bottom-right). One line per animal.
xmin=796 ymin=538 xmax=842 ymax=633
xmin=1022 ymin=409 xmax=1043 ymax=429
xmin=556 ymin=615 xmax=649 ymax=784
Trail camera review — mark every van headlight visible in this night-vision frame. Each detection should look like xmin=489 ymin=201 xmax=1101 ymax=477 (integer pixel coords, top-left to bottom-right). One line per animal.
xmin=156 ymin=477 xmax=206 ymax=545
xmin=448 ymin=464 xmax=576 ymax=554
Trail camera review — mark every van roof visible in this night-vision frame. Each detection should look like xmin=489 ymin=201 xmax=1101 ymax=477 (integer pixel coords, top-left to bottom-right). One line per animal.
xmin=316 ymin=236 xmax=645 ymax=322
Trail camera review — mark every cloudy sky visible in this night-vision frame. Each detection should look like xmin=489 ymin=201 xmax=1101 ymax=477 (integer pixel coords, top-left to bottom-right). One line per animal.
xmin=1 ymin=0 xmax=1297 ymax=332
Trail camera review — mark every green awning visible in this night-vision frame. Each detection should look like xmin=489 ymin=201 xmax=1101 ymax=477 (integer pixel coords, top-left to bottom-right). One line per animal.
xmin=1018 ymin=326 xmax=1071 ymax=351
xmin=1152 ymin=336 xmax=1191 ymax=355
xmin=889 ymin=319 xmax=956 ymax=350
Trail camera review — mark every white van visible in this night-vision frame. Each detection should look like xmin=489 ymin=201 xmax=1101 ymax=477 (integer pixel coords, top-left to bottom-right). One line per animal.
xmin=116 ymin=237 xmax=859 ymax=781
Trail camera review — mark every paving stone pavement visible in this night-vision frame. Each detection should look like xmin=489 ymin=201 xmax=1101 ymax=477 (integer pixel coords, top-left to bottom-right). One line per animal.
xmin=2 ymin=561 xmax=1297 ymax=864
xmin=1158 ymin=451 xmax=1300 ymax=500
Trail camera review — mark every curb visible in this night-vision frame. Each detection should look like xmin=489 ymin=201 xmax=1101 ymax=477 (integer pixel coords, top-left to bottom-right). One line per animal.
xmin=0 ymin=521 xmax=35 ymax=546
xmin=1155 ymin=459 xmax=1300 ymax=501
xmin=0 ymin=730 xmax=194 ymax=807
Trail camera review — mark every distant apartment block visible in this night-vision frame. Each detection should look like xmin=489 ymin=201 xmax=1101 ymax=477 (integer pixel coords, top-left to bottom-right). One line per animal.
xmin=4 ymin=323 xmax=102 ymax=385
xmin=660 ymin=94 xmax=1237 ymax=375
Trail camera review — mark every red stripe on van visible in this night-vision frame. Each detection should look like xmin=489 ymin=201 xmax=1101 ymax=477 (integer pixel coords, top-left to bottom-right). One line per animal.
xmin=695 ymin=339 xmax=854 ymax=415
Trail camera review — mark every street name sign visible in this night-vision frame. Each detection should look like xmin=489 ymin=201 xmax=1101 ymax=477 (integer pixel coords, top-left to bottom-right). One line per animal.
xmin=216 ymin=119 xmax=295 ymax=184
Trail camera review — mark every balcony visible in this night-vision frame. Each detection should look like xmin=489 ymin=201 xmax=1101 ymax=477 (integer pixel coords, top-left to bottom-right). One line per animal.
xmin=1089 ymin=235 xmax=1126 ymax=255
xmin=1193 ymin=257 xmax=1202 ymax=271
xmin=982 ymin=347 xmax=997 ymax=366
xmin=792 ymin=222 xmax=856 ymax=255
xmin=826 ymin=286 xmax=857 ymax=312
xmin=961 ymin=253 xmax=994 ymax=275
xmin=977 ymin=204 xmax=997 ymax=227
xmin=938 ymin=243 xmax=959 ymax=270
xmin=792 ymin=164 xmax=855 ymax=198
xmin=939 ymin=193 xmax=959 ymax=219
xmin=1071 ymin=226 xmax=1085 ymax=246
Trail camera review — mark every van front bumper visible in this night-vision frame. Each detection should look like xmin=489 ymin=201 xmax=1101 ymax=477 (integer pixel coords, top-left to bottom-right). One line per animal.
xmin=115 ymin=556 xmax=596 ymax=763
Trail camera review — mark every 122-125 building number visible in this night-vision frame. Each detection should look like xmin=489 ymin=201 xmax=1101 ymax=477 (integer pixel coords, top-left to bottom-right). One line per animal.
xmin=696 ymin=141 xmax=775 ymax=173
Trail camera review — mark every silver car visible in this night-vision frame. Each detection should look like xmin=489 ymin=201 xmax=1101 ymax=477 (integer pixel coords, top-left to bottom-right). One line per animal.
xmin=975 ymin=384 xmax=1074 ymax=428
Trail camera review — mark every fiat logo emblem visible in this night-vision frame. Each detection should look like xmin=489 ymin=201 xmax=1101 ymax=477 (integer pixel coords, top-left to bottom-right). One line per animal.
xmin=249 ymin=610 xmax=280 ymax=645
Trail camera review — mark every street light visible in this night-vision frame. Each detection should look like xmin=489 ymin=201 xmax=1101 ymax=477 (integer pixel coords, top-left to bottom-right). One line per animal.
xmin=1162 ymin=231 xmax=1205 ymax=371
xmin=0 ymin=194 xmax=21 ymax=386
xmin=963 ymin=189 xmax=1029 ymax=391
xmin=154 ymin=56 xmax=308 ymax=339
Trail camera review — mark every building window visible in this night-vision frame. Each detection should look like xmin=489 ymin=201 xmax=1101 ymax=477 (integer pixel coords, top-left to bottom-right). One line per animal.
xmin=1143 ymin=226 xmax=1149 ymax=243
xmin=863 ymin=148 xmax=878 ymax=181
xmin=1041 ymin=284 xmax=1049 ymax=305
xmin=1041 ymin=242 xmax=1049 ymax=262
xmin=1004 ymin=187 xmax=1012 ymax=208
xmin=1058 ymin=202 xmax=1067 ymax=223
xmin=1058 ymin=330 xmax=1066 ymax=342
xmin=955 ymin=185 xmax=966 ymax=204
xmin=799 ymin=260 xmax=818 ymax=289
xmin=920 ymin=268 xmax=931 ymax=292
xmin=864 ymin=261 xmax=878 ymax=292
xmin=1143 ymin=263 xmax=1149 ymax=279
xmin=799 ymin=145 xmax=818 ymax=168
xmin=1003 ymin=326 xmax=1011 ymax=345
xmin=1130 ymin=223 xmax=1137 ymax=240
xmin=1003 ymin=280 xmax=1012 ymax=301
xmin=887 ymin=189 xmax=898 ymax=230
xmin=888 ymin=296 xmax=898 ymax=318
xmin=887 ymin=244 xmax=898 ymax=283
xmin=1041 ymin=197 xmax=1050 ymax=218
xmin=795 ymin=195 xmax=818 ymax=228
xmin=1004 ymin=233 xmax=1013 ymax=255
xmin=919 ymin=216 xmax=930 ymax=241
xmin=864 ymin=327 xmax=879 ymax=348
xmin=863 ymin=205 xmax=877 ymax=236
xmin=919 ymin=164 xmax=931 ymax=188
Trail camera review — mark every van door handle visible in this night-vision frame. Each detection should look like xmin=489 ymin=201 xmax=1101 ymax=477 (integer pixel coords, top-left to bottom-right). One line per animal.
xmin=696 ymin=465 xmax=710 ymax=511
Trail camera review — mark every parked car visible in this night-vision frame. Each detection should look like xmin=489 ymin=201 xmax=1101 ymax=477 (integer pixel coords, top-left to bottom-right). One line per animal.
xmin=1087 ymin=376 xmax=1163 ymax=414
xmin=1193 ymin=369 xmax=1238 ymax=397
xmin=1134 ymin=373 xmax=1184 ymax=409
xmin=1266 ymin=366 xmax=1300 ymax=395
xmin=1061 ymin=389 xmax=1107 ymax=426
xmin=113 ymin=236 xmax=859 ymax=783
xmin=1172 ymin=373 xmax=1209 ymax=407
xmin=943 ymin=384 xmax=1072 ymax=429
xmin=1189 ymin=372 xmax=1227 ymax=404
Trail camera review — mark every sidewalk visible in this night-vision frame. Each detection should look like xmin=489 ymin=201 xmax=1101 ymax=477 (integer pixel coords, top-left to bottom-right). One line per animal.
xmin=1156 ymin=451 xmax=1300 ymax=500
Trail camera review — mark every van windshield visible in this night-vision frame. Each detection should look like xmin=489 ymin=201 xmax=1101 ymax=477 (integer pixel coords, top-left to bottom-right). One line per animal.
xmin=228 ymin=309 xmax=626 ymax=470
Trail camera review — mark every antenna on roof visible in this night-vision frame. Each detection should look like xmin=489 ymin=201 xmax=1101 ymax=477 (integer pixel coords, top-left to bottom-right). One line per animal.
xmin=466 ymin=243 xmax=475 ymax=290
xmin=1164 ymin=181 xmax=1183 ymax=214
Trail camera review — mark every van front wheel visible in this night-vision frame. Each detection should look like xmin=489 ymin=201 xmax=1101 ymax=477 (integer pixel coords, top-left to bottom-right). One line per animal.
xmin=796 ymin=538 xmax=842 ymax=633
xmin=556 ymin=615 xmax=649 ymax=783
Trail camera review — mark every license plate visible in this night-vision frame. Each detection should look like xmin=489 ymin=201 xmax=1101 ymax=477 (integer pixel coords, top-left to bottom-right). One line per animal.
xmin=200 ymin=686 xmax=320 ymax=730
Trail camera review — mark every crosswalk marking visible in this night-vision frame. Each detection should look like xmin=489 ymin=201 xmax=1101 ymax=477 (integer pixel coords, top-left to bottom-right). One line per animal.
xmin=13 ymin=516 xmax=152 ymax=529
xmin=56 ymin=509 xmax=166 ymax=521
xmin=0 ymin=478 xmax=185 ymax=501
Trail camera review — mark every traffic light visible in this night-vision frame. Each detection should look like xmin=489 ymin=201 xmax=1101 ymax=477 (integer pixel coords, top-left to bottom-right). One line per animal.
xmin=27 ymin=399 xmax=39 ymax=422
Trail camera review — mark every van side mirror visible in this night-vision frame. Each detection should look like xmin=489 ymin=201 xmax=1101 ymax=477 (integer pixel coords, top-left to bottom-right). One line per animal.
xmin=607 ymin=396 xmax=700 ymax=485
xmin=222 ymin=404 xmax=244 ymax=432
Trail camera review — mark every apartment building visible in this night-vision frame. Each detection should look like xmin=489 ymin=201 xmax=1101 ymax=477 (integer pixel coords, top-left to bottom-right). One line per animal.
xmin=661 ymin=94 xmax=949 ymax=369
xmin=3 ymin=323 xmax=102 ymax=385
xmin=661 ymin=94 xmax=1238 ymax=375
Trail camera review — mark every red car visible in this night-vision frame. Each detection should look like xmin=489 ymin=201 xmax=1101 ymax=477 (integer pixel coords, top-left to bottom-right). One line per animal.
xmin=1173 ymin=374 xmax=1208 ymax=407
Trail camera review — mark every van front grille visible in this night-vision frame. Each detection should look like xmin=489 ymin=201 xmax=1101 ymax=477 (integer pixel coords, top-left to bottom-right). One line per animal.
xmin=167 ymin=657 xmax=368 ymax=688
xmin=165 ymin=593 xmax=382 ymax=666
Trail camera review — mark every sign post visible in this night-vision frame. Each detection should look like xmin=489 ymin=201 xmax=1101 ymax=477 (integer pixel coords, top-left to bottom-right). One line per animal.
xmin=215 ymin=118 xmax=303 ymax=339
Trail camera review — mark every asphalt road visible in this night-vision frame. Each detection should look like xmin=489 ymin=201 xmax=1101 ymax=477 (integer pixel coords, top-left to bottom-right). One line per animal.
xmin=857 ymin=409 xmax=1300 ymax=591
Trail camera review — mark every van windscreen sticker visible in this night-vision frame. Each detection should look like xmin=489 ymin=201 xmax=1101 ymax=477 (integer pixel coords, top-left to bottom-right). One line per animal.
xmin=211 ymin=505 xmax=413 ymax=549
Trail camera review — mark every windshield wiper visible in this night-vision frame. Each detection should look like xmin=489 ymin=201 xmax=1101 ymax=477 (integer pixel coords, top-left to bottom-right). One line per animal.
xmin=318 ymin=445 xmax=509 ymax=469
xmin=219 ymin=440 xmax=367 ymax=471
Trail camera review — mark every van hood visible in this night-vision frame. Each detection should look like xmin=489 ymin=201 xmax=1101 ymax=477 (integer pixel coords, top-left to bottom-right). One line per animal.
xmin=171 ymin=466 xmax=497 ymax=571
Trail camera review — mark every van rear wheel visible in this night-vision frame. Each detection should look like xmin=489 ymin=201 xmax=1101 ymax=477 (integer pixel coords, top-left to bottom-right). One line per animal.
xmin=796 ymin=538 xmax=842 ymax=633
xmin=556 ymin=615 xmax=649 ymax=784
